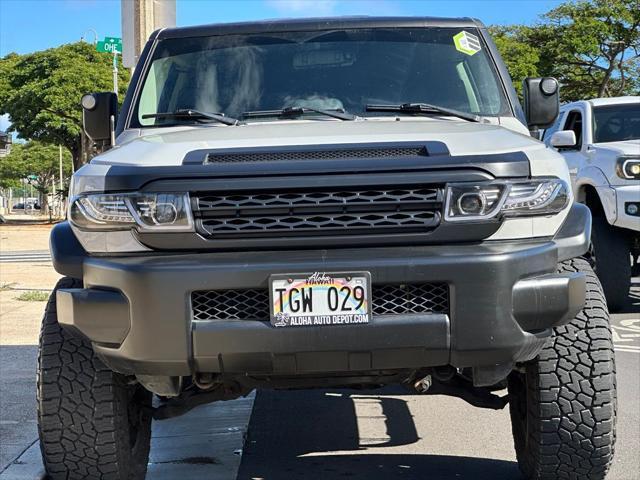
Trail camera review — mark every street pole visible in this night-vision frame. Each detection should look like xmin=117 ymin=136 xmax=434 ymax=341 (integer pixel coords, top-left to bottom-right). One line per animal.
xmin=113 ymin=50 xmax=118 ymax=94
xmin=59 ymin=145 xmax=64 ymax=190
xmin=81 ymin=28 xmax=99 ymax=45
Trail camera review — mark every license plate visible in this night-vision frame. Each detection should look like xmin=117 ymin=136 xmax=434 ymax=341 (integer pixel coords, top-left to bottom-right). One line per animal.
xmin=270 ymin=272 xmax=371 ymax=327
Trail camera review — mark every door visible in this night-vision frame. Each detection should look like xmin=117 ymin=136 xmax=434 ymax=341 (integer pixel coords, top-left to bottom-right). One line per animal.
xmin=559 ymin=109 xmax=587 ymax=186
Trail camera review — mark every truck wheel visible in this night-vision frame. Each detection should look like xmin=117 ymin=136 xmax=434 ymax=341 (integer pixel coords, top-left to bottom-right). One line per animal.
xmin=37 ymin=277 xmax=152 ymax=480
xmin=591 ymin=213 xmax=630 ymax=311
xmin=508 ymin=258 xmax=616 ymax=480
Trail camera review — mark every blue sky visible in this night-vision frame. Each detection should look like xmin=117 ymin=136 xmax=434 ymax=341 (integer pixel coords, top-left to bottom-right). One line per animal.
xmin=0 ymin=0 xmax=565 ymax=56
xmin=0 ymin=0 xmax=564 ymax=132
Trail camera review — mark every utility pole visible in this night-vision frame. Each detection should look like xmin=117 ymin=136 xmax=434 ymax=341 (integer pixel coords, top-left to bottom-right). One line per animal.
xmin=113 ymin=50 xmax=119 ymax=94
xmin=59 ymin=145 xmax=64 ymax=190
xmin=122 ymin=0 xmax=176 ymax=69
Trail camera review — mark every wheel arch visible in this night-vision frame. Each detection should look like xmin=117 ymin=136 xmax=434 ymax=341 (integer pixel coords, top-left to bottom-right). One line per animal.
xmin=580 ymin=184 xmax=605 ymax=217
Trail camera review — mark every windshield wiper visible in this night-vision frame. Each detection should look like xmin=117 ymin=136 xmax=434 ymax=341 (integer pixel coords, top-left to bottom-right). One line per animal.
xmin=365 ymin=103 xmax=482 ymax=123
xmin=142 ymin=109 xmax=242 ymax=126
xmin=242 ymin=106 xmax=357 ymax=121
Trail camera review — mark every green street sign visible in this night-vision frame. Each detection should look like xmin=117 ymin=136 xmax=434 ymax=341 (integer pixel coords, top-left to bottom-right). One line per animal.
xmin=96 ymin=37 xmax=122 ymax=54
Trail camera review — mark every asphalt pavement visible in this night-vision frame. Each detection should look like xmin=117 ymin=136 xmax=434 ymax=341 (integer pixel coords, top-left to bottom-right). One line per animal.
xmin=1 ymin=278 xmax=638 ymax=480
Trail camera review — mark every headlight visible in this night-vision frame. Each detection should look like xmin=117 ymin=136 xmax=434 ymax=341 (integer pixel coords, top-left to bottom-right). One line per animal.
xmin=445 ymin=179 xmax=569 ymax=222
xmin=70 ymin=193 xmax=194 ymax=231
xmin=617 ymin=156 xmax=640 ymax=180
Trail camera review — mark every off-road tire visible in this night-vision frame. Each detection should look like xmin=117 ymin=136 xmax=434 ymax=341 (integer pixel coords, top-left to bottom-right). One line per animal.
xmin=591 ymin=213 xmax=630 ymax=312
xmin=508 ymin=258 xmax=617 ymax=480
xmin=37 ymin=277 xmax=153 ymax=480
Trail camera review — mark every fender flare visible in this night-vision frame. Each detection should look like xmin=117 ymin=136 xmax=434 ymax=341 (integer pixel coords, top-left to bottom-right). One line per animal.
xmin=50 ymin=221 xmax=86 ymax=279
xmin=553 ymin=203 xmax=592 ymax=262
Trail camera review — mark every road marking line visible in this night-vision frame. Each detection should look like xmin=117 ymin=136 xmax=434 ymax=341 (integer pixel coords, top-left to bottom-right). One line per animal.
xmin=615 ymin=346 xmax=640 ymax=353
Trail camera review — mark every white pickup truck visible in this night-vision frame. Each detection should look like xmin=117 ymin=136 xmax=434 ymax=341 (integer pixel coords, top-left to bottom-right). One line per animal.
xmin=544 ymin=96 xmax=640 ymax=311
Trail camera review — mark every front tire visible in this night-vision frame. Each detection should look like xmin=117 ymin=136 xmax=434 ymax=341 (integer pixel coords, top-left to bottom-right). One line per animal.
xmin=37 ymin=277 xmax=152 ymax=480
xmin=508 ymin=258 xmax=617 ymax=480
xmin=591 ymin=214 xmax=630 ymax=311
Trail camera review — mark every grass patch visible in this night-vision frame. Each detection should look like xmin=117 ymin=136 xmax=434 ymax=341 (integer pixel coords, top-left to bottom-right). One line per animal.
xmin=0 ymin=282 xmax=16 ymax=291
xmin=16 ymin=290 xmax=50 ymax=302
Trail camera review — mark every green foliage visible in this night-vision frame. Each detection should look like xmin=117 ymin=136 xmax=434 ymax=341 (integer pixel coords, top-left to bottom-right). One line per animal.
xmin=16 ymin=290 xmax=50 ymax=302
xmin=490 ymin=26 xmax=540 ymax=98
xmin=537 ymin=0 xmax=640 ymax=100
xmin=493 ymin=0 xmax=640 ymax=102
xmin=0 ymin=141 xmax=72 ymax=195
xmin=0 ymin=42 xmax=129 ymax=168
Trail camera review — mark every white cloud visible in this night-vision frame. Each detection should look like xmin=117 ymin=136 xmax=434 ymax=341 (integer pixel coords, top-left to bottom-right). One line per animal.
xmin=265 ymin=0 xmax=338 ymax=16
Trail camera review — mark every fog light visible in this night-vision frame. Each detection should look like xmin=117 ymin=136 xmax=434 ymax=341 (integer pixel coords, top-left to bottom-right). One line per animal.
xmin=626 ymin=203 xmax=639 ymax=216
xmin=457 ymin=192 xmax=486 ymax=215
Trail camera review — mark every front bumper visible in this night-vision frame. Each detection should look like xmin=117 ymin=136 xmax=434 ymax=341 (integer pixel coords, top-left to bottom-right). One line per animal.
xmin=53 ymin=204 xmax=590 ymax=378
xmin=613 ymin=185 xmax=640 ymax=231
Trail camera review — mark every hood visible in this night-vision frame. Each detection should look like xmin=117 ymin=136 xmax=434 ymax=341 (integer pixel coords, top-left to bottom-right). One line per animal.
xmin=96 ymin=118 xmax=541 ymax=167
xmin=593 ymin=139 xmax=640 ymax=156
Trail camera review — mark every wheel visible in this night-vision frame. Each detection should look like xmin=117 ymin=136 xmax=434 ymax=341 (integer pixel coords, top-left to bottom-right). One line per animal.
xmin=508 ymin=258 xmax=617 ymax=480
xmin=590 ymin=213 xmax=630 ymax=311
xmin=37 ymin=277 xmax=152 ymax=480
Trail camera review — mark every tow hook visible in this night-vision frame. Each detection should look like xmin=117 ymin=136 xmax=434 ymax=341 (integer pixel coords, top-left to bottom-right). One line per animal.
xmin=414 ymin=374 xmax=432 ymax=393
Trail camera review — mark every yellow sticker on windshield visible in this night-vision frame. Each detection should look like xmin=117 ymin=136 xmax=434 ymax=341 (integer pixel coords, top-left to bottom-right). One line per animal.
xmin=453 ymin=31 xmax=481 ymax=56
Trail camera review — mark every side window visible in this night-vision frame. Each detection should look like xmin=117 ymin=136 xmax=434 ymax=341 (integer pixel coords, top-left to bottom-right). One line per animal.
xmin=562 ymin=110 xmax=583 ymax=150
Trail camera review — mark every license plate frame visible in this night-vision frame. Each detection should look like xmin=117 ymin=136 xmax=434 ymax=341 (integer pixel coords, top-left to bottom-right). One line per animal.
xmin=269 ymin=271 xmax=372 ymax=327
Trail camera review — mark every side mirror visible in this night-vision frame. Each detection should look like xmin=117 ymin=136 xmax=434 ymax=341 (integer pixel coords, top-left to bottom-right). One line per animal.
xmin=523 ymin=77 xmax=559 ymax=131
xmin=550 ymin=130 xmax=576 ymax=148
xmin=81 ymin=92 xmax=117 ymax=147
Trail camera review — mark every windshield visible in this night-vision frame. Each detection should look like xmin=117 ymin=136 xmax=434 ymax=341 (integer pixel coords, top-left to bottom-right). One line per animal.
xmin=132 ymin=27 xmax=511 ymax=127
xmin=593 ymin=103 xmax=640 ymax=143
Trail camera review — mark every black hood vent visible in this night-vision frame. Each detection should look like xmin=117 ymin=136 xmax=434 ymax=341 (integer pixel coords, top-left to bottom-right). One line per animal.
xmin=204 ymin=145 xmax=428 ymax=163
xmin=182 ymin=141 xmax=452 ymax=165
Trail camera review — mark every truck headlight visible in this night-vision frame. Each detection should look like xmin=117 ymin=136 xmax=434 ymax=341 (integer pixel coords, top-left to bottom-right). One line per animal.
xmin=70 ymin=193 xmax=194 ymax=231
xmin=617 ymin=156 xmax=640 ymax=180
xmin=445 ymin=179 xmax=569 ymax=222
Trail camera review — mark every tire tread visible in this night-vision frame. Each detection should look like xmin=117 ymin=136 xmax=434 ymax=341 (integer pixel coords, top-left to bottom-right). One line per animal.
xmin=510 ymin=258 xmax=617 ymax=480
xmin=37 ymin=277 xmax=151 ymax=480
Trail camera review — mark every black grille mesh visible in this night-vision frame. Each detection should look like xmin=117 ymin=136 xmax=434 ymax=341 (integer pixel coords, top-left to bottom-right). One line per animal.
xmin=371 ymin=284 xmax=449 ymax=315
xmin=194 ymin=187 xmax=442 ymax=237
xmin=191 ymin=283 xmax=449 ymax=321
xmin=192 ymin=289 xmax=270 ymax=320
xmin=201 ymin=211 xmax=438 ymax=234
xmin=205 ymin=147 xmax=426 ymax=163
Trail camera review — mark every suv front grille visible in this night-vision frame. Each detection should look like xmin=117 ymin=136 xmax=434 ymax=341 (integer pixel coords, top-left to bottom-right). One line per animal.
xmin=191 ymin=283 xmax=449 ymax=321
xmin=193 ymin=187 xmax=442 ymax=238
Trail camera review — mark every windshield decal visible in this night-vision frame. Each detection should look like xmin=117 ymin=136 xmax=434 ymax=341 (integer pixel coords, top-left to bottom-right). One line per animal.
xmin=453 ymin=31 xmax=481 ymax=56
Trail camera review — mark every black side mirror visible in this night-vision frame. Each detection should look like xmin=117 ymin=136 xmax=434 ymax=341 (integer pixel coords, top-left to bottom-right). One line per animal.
xmin=523 ymin=77 xmax=559 ymax=133
xmin=81 ymin=92 xmax=117 ymax=147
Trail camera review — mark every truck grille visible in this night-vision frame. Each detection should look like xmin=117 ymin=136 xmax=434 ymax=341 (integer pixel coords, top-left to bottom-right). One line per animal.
xmin=193 ymin=187 xmax=442 ymax=238
xmin=191 ymin=283 xmax=449 ymax=321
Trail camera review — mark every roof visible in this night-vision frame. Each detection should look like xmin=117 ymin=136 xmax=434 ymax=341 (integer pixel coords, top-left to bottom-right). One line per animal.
xmin=588 ymin=96 xmax=640 ymax=107
xmin=157 ymin=16 xmax=484 ymax=40
xmin=561 ymin=96 xmax=640 ymax=110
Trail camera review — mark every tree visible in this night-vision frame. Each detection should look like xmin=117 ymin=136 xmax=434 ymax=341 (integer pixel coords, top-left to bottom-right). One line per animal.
xmin=532 ymin=0 xmax=640 ymax=100
xmin=0 ymin=141 xmax=73 ymax=211
xmin=489 ymin=26 xmax=540 ymax=98
xmin=0 ymin=42 xmax=129 ymax=170
xmin=491 ymin=0 xmax=639 ymax=102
